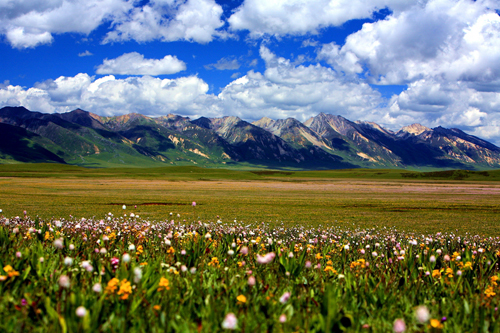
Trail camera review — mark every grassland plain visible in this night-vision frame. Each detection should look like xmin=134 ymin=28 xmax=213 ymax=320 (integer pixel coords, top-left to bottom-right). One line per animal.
xmin=0 ymin=164 xmax=500 ymax=236
xmin=2 ymin=164 xmax=500 ymax=332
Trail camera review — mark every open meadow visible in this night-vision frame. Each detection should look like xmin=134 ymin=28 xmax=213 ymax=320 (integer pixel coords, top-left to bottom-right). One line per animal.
xmin=1 ymin=165 xmax=500 ymax=331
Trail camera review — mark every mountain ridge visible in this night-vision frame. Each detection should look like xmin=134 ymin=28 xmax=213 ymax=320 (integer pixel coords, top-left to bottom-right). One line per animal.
xmin=0 ymin=106 xmax=499 ymax=170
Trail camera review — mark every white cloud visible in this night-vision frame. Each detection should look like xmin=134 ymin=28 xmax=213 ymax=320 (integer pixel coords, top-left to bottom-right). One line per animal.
xmin=204 ymin=57 xmax=241 ymax=70
xmin=0 ymin=0 xmax=227 ymax=48
xmin=103 ymin=0 xmax=227 ymax=44
xmin=0 ymin=0 xmax=132 ymax=48
xmin=78 ymin=50 xmax=93 ymax=57
xmin=96 ymin=52 xmax=186 ymax=76
xmin=319 ymin=0 xmax=500 ymax=87
xmin=0 ymin=73 xmax=209 ymax=116
xmin=383 ymin=79 xmax=500 ymax=133
xmin=216 ymin=46 xmax=383 ymax=121
xmin=228 ymin=0 xmax=418 ymax=38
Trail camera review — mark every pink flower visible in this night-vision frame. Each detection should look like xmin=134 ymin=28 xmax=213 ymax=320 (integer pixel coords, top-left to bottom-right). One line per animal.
xmin=248 ymin=276 xmax=256 ymax=286
xmin=222 ymin=313 xmax=237 ymax=330
xmin=279 ymin=314 xmax=287 ymax=323
xmin=393 ymin=319 xmax=406 ymax=333
xmin=192 ymin=202 xmax=196 ymax=207
xmin=305 ymin=261 xmax=312 ymax=268
xmin=256 ymin=252 xmax=275 ymax=264
xmin=240 ymin=246 xmax=249 ymax=255
xmin=279 ymin=291 xmax=291 ymax=304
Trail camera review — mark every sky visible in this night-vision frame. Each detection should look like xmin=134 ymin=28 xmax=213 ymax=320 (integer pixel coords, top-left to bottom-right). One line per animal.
xmin=1 ymin=0 xmax=500 ymax=144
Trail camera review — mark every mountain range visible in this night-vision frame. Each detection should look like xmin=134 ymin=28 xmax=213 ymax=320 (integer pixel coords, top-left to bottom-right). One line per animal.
xmin=0 ymin=106 xmax=499 ymax=170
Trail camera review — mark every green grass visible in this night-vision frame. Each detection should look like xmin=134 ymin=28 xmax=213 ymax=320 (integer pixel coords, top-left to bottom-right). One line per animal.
xmin=0 ymin=164 xmax=500 ymax=236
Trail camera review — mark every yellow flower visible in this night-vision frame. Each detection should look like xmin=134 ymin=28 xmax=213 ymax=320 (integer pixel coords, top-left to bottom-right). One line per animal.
xmin=315 ymin=253 xmax=323 ymax=260
xmin=432 ymin=269 xmax=442 ymax=279
xmin=445 ymin=267 xmax=454 ymax=278
xmin=167 ymin=247 xmax=175 ymax=254
xmin=324 ymin=266 xmax=337 ymax=274
xmin=430 ymin=319 xmax=443 ymax=329
xmin=491 ymin=276 xmax=499 ymax=286
xmin=237 ymin=261 xmax=244 ymax=267
xmin=105 ymin=278 xmax=120 ymax=294
xmin=0 ymin=276 xmax=7 ymax=281
xmin=237 ymin=295 xmax=247 ymax=304
xmin=117 ymin=279 xmax=132 ymax=300
xmin=326 ymin=260 xmax=333 ymax=266
xmin=140 ymin=262 xmax=148 ymax=266
xmin=157 ymin=277 xmax=170 ymax=291
xmin=136 ymin=245 xmax=144 ymax=256
xmin=463 ymin=262 xmax=472 ymax=270
xmin=208 ymin=257 xmax=219 ymax=267
xmin=485 ymin=286 xmax=496 ymax=297
xmin=3 ymin=265 xmax=19 ymax=278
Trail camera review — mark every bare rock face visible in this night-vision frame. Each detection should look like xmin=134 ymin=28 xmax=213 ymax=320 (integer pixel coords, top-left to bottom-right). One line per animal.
xmin=1 ymin=106 xmax=500 ymax=170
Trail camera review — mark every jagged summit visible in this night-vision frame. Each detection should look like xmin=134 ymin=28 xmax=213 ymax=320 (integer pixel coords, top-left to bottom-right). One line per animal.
xmin=398 ymin=123 xmax=431 ymax=136
xmin=0 ymin=106 xmax=499 ymax=170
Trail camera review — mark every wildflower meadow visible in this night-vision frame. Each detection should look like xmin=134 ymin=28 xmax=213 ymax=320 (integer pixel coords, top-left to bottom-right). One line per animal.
xmin=1 ymin=165 xmax=500 ymax=332
xmin=1 ymin=212 xmax=500 ymax=332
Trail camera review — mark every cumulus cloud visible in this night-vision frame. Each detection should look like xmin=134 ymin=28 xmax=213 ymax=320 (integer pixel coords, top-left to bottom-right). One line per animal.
xmin=96 ymin=52 xmax=186 ymax=76
xmin=0 ymin=47 xmax=383 ymax=121
xmin=379 ymin=78 xmax=500 ymax=139
xmin=216 ymin=46 xmax=383 ymax=121
xmin=0 ymin=0 xmax=227 ymax=48
xmin=318 ymin=0 xmax=500 ymax=87
xmin=0 ymin=0 xmax=132 ymax=48
xmin=103 ymin=0 xmax=227 ymax=44
xmin=0 ymin=73 xmax=209 ymax=116
xmin=228 ymin=0 xmax=417 ymax=37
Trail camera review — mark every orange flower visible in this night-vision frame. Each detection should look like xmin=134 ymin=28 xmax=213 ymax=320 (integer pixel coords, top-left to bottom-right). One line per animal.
xmin=167 ymin=247 xmax=175 ymax=254
xmin=485 ymin=286 xmax=496 ymax=298
xmin=3 ymin=265 xmax=19 ymax=278
xmin=324 ymin=266 xmax=337 ymax=274
xmin=117 ymin=279 xmax=132 ymax=300
xmin=157 ymin=277 xmax=170 ymax=291
xmin=491 ymin=276 xmax=499 ymax=286
xmin=105 ymin=278 xmax=120 ymax=294
xmin=430 ymin=319 xmax=443 ymax=329
xmin=432 ymin=269 xmax=442 ymax=279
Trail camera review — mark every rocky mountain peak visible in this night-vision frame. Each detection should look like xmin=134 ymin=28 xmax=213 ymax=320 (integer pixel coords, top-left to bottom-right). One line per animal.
xmin=398 ymin=123 xmax=431 ymax=136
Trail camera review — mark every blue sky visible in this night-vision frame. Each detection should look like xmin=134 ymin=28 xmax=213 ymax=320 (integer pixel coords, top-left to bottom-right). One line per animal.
xmin=1 ymin=0 xmax=500 ymax=144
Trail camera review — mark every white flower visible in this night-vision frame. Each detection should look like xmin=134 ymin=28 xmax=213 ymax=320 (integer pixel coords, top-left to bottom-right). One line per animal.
xmin=64 ymin=257 xmax=73 ymax=266
xmin=222 ymin=313 xmax=237 ymax=330
xmin=415 ymin=305 xmax=430 ymax=323
xmin=128 ymin=244 xmax=136 ymax=251
xmin=59 ymin=275 xmax=70 ymax=289
xmin=92 ymin=283 xmax=102 ymax=293
xmin=76 ymin=306 xmax=87 ymax=317
xmin=122 ymin=253 xmax=131 ymax=263
xmin=134 ymin=267 xmax=142 ymax=283
xmin=122 ymin=205 xmax=126 ymax=210
xmin=227 ymin=250 xmax=235 ymax=256
xmin=53 ymin=238 xmax=64 ymax=249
